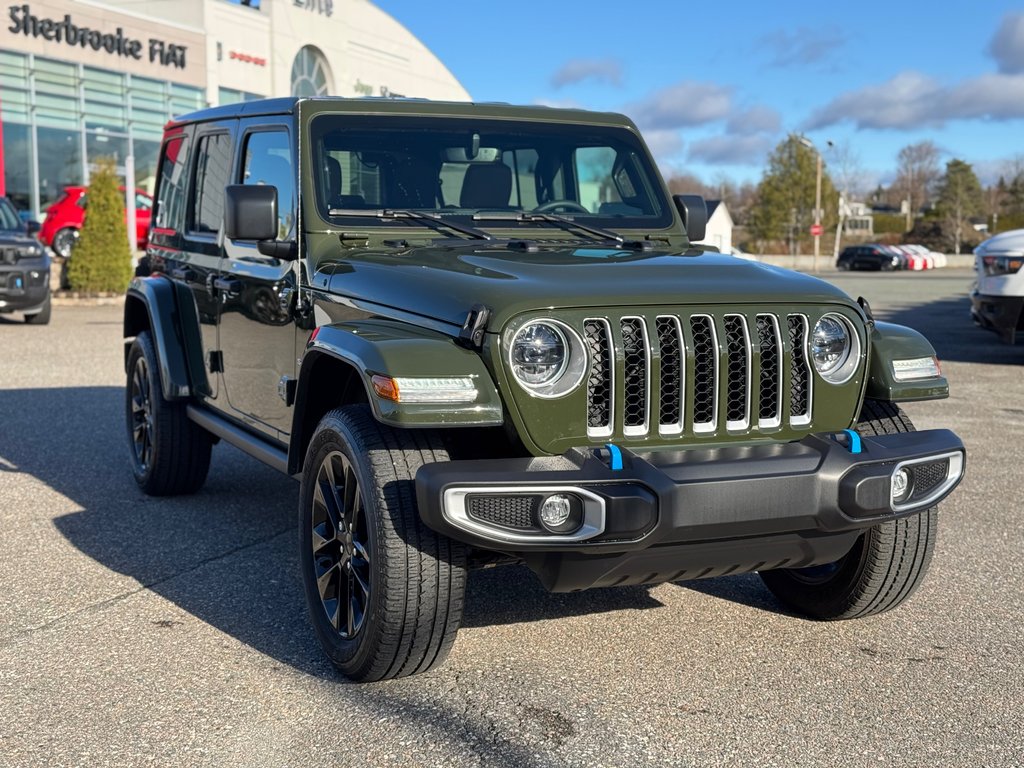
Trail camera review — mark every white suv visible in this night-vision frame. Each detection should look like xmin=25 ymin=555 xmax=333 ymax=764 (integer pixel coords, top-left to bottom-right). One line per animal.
xmin=972 ymin=228 xmax=1024 ymax=343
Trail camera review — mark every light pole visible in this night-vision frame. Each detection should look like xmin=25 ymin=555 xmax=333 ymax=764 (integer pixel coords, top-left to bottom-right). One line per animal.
xmin=796 ymin=135 xmax=823 ymax=272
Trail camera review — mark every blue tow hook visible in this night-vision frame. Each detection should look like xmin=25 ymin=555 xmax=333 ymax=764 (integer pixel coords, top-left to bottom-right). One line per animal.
xmin=604 ymin=443 xmax=624 ymax=471
xmin=841 ymin=429 xmax=862 ymax=454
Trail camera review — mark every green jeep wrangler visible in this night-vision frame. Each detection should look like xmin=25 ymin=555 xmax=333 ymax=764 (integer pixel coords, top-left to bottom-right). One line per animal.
xmin=124 ymin=97 xmax=965 ymax=682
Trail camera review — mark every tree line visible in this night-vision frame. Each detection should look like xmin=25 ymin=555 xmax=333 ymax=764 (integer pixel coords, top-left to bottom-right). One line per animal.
xmin=667 ymin=135 xmax=1024 ymax=255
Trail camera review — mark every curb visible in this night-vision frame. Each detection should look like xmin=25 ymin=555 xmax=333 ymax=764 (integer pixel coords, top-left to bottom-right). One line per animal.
xmin=52 ymin=292 xmax=126 ymax=306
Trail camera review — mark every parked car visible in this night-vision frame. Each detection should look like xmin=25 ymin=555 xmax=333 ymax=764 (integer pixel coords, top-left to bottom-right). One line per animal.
xmin=125 ymin=97 xmax=965 ymax=681
xmin=836 ymin=244 xmax=901 ymax=270
xmin=971 ymin=228 xmax=1024 ymax=343
xmin=0 ymin=195 xmax=51 ymax=324
xmin=39 ymin=185 xmax=152 ymax=259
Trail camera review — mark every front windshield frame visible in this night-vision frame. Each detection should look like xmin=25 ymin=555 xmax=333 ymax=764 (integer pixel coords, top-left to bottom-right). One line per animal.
xmin=309 ymin=114 xmax=673 ymax=233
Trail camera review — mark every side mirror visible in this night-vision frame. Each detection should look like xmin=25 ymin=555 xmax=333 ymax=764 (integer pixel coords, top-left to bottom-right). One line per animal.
xmin=25 ymin=220 xmax=41 ymax=236
xmin=225 ymin=184 xmax=278 ymax=241
xmin=673 ymin=194 xmax=707 ymax=243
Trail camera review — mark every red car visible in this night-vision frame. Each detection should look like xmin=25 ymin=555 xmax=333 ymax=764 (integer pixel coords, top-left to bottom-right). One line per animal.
xmin=40 ymin=186 xmax=152 ymax=258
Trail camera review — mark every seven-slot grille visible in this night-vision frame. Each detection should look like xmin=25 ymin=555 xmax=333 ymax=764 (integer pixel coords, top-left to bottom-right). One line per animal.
xmin=584 ymin=312 xmax=816 ymax=438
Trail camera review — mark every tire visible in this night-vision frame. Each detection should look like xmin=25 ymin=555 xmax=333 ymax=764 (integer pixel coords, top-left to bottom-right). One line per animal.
xmin=125 ymin=331 xmax=212 ymax=495
xmin=759 ymin=400 xmax=937 ymax=620
xmin=52 ymin=227 xmax=78 ymax=259
xmin=299 ymin=405 xmax=467 ymax=682
xmin=836 ymin=261 xmax=850 ymax=271
xmin=24 ymin=294 xmax=51 ymax=325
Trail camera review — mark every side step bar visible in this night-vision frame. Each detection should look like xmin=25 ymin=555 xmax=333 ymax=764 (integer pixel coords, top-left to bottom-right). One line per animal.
xmin=186 ymin=405 xmax=291 ymax=476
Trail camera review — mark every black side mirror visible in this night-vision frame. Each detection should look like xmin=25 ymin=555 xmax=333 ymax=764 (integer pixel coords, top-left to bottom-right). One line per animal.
xmin=673 ymin=194 xmax=707 ymax=242
xmin=225 ymin=184 xmax=279 ymax=241
xmin=25 ymin=220 xmax=41 ymax=236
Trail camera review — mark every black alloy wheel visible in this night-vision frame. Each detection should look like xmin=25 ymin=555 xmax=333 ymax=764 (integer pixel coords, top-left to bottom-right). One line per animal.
xmin=130 ymin=354 xmax=154 ymax=473
xmin=310 ymin=450 xmax=372 ymax=639
xmin=124 ymin=331 xmax=212 ymax=496
xmin=299 ymin=405 xmax=467 ymax=682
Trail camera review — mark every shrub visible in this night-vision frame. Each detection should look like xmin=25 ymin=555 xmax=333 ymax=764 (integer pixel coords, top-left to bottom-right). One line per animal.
xmin=65 ymin=157 xmax=134 ymax=293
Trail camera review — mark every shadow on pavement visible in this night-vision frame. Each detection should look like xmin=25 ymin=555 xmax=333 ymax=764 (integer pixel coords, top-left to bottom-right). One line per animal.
xmin=1 ymin=385 xmax=662 ymax=679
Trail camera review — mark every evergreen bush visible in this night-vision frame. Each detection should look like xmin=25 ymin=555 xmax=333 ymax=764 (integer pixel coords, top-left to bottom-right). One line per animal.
xmin=65 ymin=157 xmax=134 ymax=293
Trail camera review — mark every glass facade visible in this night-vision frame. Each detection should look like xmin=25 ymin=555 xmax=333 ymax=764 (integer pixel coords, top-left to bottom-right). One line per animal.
xmin=218 ymin=87 xmax=264 ymax=106
xmin=0 ymin=50 xmax=204 ymax=219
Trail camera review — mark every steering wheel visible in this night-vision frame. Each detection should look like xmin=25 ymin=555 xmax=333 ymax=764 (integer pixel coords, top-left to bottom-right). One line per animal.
xmin=533 ymin=200 xmax=589 ymax=214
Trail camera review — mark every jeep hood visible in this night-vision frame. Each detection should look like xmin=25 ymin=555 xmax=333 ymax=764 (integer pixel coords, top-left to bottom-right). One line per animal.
xmin=320 ymin=242 xmax=856 ymax=330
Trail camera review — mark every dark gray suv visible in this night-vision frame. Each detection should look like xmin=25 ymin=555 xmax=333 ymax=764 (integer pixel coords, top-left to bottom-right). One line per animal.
xmin=0 ymin=197 xmax=50 ymax=324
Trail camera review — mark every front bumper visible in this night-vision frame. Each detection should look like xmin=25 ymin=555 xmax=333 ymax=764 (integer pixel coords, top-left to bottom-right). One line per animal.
xmin=416 ymin=429 xmax=965 ymax=591
xmin=971 ymin=290 xmax=1023 ymax=343
xmin=0 ymin=261 xmax=50 ymax=313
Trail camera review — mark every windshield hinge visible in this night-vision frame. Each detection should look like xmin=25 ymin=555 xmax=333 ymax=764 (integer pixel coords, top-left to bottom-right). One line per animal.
xmin=339 ymin=232 xmax=370 ymax=247
xmin=457 ymin=304 xmax=491 ymax=350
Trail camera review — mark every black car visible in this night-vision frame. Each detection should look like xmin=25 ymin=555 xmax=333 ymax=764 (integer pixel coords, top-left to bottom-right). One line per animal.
xmin=837 ymin=244 xmax=901 ymax=271
xmin=0 ymin=197 xmax=50 ymax=324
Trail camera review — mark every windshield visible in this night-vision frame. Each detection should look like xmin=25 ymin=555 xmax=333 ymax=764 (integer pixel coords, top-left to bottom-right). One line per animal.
xmin=310 ymin=116 xmax=671 ymax=231
xmin=0 ymin=199 xmax=23 ymax=231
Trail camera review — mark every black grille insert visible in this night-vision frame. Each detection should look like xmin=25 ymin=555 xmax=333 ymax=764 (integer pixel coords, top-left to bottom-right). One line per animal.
xmin=756 ymin=315 xmax=781 ymax=424
xmin=724 ymin=315 xmax=748 ymax=426
xmin=788 ymin=315 xmax=811 ymax=421
xmin=584 ymin=319 xmax=612 ymax=431
xmin=621 ymin=318 xmax=648 ymax=431
xmin=466 ymin=495 xmax=540 ymax=530
xmin=690 ymin=316 xmax=717 ymax=427
xmin=657 ymin=316 xmax=683 ymax=430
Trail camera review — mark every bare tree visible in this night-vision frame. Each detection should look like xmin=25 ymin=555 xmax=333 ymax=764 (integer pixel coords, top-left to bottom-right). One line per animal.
xmin=827 ymin=139 xmax=865 ymax=199
xmin=894 ymin=141 xmax=941 ymax=231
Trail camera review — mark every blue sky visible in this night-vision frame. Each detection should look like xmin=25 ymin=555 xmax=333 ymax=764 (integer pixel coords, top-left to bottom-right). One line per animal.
xmin=376 ymin=1 xmax=1024 ymax=194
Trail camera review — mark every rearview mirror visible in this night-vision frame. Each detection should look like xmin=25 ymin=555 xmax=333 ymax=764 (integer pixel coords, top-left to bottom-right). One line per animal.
xmin=673 ymin=194 xmax=707 ymax=243
xmin=225 ymin=184 xmax=278 ymax=241
xmin=24 ymin=219 xmax=41 ymax=236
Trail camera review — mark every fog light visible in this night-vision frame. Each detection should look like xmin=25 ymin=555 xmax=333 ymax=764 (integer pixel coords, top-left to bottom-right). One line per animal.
xmin=891 ymin=467 xmax=913 ymax=504
xmin=538 ymin=494 xmax=582 ymax=533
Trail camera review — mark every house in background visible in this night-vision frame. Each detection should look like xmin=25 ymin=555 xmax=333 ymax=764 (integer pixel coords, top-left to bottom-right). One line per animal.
xmin=695 ymin=200 xmax=734 ymax=253
xmin=843 ymin=202 xmax=874 ymax=237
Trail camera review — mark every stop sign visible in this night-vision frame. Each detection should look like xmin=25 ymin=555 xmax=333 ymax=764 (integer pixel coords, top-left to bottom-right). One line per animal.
xmin=810 ymin=224 xmax=824 ymax=236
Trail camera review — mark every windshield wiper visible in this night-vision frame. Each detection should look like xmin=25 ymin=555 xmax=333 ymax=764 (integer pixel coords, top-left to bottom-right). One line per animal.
xmin=328 ymin=208 xmax=492 ymax=241
xmin=472 ymin=211 xmax=627 ymax=246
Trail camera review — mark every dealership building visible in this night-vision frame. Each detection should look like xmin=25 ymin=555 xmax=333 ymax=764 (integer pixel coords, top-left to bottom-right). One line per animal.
xmin=0 ymin=0 xmax=469 ymax=219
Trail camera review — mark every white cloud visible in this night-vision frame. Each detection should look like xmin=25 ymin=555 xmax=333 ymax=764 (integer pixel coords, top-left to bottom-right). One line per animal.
xmin=989 ymin=13 xmax=1024 ymax=74
xmin=804 ymin=70 xmax=1024 ymax=130
xmin=550 ymin=58 xmax=623 ymax=89
xmin=760 ymin=26 xmax=845 ymax=68
xmin=642 ymin=129 xmax=685 ymax=162
xmin=628 ymin=80 xmax=733 ymax=130
xmin=726 ymin=105 xmax=781 ymax=136
xmin=687 ymin=135 xmax=773 ymax=165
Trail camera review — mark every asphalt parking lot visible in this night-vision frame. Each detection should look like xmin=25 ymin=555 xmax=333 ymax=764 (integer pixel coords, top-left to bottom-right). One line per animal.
xmin=1 ymin=268 xmax=1022 ymax=767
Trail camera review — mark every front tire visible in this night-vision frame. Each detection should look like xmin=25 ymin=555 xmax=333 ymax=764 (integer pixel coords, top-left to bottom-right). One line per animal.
xmin=759 ymin=400 xmax=937 ymax=619
xmin=24 ymin=294 xmax=51 ymax=325
xmin=125 ymin=331 xmax=212 ymax=495
xmin=299 ymin=405 xmax=467 ymax=682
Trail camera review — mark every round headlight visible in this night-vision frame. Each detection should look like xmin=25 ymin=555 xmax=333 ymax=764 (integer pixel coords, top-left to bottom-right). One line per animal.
xmin=506 ymin=319 xmax=588 ymax=398
xmin=811 ymin=314 xmax=859 ymax=384
xmin=511 ymin=323 xmax=567 ymax=386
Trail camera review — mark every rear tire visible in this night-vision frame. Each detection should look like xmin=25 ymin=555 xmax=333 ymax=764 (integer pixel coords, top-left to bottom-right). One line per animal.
xmin=24 ymin=295 xmax=51 ymax=325
xmin=125 ymin=331 xmax=212 ymax=495
xmin=299 ymin=405 xmax=467 ymax=682
xmin=759 ymin=400 xmax=937 ymax=619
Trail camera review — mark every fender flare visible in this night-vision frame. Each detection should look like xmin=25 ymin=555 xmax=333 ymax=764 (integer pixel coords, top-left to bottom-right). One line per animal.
xmin=865 ymin=321 xmax=948 ymax=402
xmin=124 ymin=275 xmax=209 ymax=400
xmin=288 ymin=319 xmax=505 ymax=473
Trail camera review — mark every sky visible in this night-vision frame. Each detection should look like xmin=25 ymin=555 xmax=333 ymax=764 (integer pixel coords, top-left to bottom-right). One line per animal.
xmin=375 ymin=0 xmax=1024 ymax=195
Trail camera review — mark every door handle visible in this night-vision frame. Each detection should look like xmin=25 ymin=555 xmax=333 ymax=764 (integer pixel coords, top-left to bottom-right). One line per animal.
xmin=213 ymin=276 xmax=243 ymax=296
xmin=170 ymin=266 xmax=197 ymax=282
